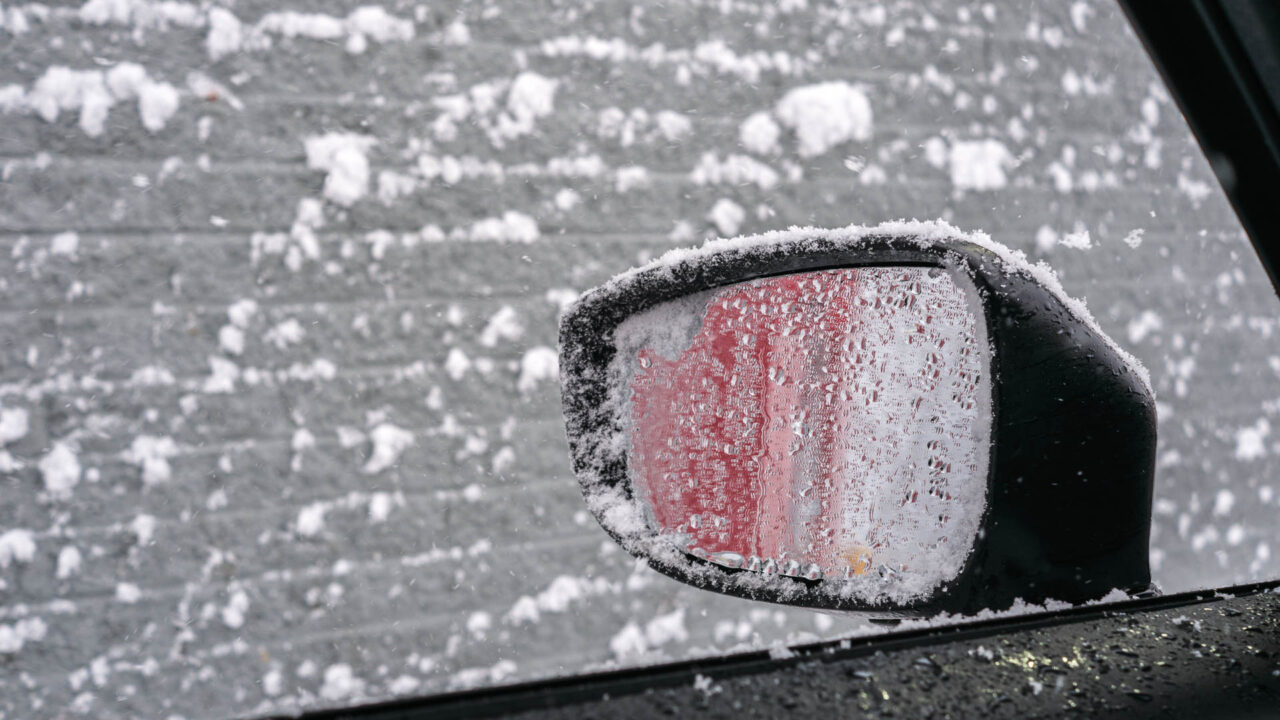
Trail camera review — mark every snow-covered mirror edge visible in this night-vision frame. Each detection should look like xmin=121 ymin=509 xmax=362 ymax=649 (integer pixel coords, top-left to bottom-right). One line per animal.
xmin=560 ymin=219 xmax=1154 ymax=613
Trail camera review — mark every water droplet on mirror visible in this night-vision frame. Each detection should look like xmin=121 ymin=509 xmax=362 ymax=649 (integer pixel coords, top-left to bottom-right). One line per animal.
xmin=708 ymin=551 xmax=745 ymax=569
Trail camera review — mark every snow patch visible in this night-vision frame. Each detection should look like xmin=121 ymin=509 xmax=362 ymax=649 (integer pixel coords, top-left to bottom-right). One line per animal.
xmin=1127 ymin=310 xmax=1163 ymax=344
xmin=690 ymin=153 xmax=779 ymax=190
xmin=465 ymin=211 xmax=540 ymax=242
xmin=5 ymin=63 xmax=181 ymax=137
xmin=479 ymin=306 xmax=523 ymax=347
xmin=517 ymin=346 xmax=559 ymax=394
xmin=506 ymin=72 xmax=558 ymax=125
xmin=296 ymin=503 xmax=326 ymax=537
xmin=56 ymin=546 xmax=81 ymax=579
xmin=362 ymin=423 xmax=414 ymax=474
xmin=116 ymin=582 xmax=142 ymax=603
xmin=38 ymin=442 xmax=81 ymax=499
xmin=320 ymin=663 xmax=365 ymax=701
xmin=221 ymin=589 xmax=250 ymax=629
xmin=304 ymin=133 xmax=377 ymax=207
xmin=1059 ymin=228 xmax=1092 ymax=250
xmin=0 ymin=407 xmax=29 ymax=444
xmin=206 ymin=7 xmax=242 ymax=60
xmin=708 ymin=198 xmax=745 ymax=236
xmin=0 ymin=530 xmax=36 ymax=568
xmin=131 ymin=514 xmax=157 ymax=545
xmin=49 ymin=231 xmax=79 ymax=258
xmin=739 ymin=111 xmax=780 ymax=155
xmin=949 ymin=139 xmax=1014 ymax=191
xmin=775 ymin=82 xmax=873 ymax=157
xmin=1235 ymin=419 xmax=1270 ymax=461
xmin=0 ymin=617 xmax=47 ymax=655
xmin=257 ymin=6 xmax=413 ymax=55
xmin=122 ymin=435 xmax=178 ymax=485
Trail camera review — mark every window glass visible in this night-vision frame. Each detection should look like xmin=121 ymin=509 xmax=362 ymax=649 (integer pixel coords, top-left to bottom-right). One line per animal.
xmin=0 ymin=0 xmax=1274 ymax=716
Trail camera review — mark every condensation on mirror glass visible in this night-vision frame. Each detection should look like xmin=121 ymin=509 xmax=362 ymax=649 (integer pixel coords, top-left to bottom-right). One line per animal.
xmin=1 ymin=0 xmax=1276 ymax=716
xmin=617 ymin=267 xmax=990 ymax=601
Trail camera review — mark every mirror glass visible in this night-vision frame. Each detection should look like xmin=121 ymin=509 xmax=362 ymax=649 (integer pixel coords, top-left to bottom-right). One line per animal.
xmin=613 ymin=266 xmax=993 ymax=600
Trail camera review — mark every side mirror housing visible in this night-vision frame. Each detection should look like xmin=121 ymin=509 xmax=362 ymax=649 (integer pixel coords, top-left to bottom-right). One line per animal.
xmin=559 ymin=222 xmax=1156 ymax=616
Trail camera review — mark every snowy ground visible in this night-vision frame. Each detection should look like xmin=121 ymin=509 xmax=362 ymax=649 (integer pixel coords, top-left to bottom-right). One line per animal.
xmin=1 ymin=0 xmax=1278 ymax=717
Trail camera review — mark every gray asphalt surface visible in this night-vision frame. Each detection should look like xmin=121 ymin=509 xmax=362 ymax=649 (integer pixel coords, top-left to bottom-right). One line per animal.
xmin=1 ymin=0 xmax=1278 ymax=717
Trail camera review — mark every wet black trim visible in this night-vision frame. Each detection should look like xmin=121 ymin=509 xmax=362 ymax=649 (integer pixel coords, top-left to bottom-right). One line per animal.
xmin=290 ymin=579 xmax=1280 ymax=719
xmin=1119 ymin=0 xmax=1280 ymax=296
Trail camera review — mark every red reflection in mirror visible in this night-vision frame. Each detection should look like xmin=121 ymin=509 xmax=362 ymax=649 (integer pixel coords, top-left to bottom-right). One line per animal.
xmin=627 ymin=267 xmax=987 ymax=583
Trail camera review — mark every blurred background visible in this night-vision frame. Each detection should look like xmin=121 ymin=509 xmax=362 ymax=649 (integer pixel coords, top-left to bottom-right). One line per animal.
xmin=1 ymin=0 xmax=1277 ymax=716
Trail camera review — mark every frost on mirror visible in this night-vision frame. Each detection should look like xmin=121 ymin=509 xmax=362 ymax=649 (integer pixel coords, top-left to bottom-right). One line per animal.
xmin=615 ymin=267 xmax=992 ymax=599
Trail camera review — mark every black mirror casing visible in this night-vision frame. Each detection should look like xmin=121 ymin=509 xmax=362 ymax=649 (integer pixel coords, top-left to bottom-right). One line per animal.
xmin=559 ymin=228 xmax=1156 ymax=615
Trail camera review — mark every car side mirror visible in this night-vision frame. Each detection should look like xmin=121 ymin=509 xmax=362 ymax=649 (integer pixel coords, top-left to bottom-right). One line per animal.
xmin=559 ymin=223 xmax=1157 ymax=616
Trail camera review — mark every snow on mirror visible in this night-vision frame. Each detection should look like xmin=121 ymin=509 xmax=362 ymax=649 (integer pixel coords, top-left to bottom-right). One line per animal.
xmin=612 ymin=266 xmax=992 ymax=599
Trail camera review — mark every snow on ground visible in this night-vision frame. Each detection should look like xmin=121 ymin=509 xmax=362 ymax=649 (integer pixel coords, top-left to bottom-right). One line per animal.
xmin=739 ymin=111 xmax=781 ymax=155
xmin=38 ymin=443 xmax=80 ymax=499
xmin=774 ymin=82 xmax=873 ymax=157
xmin=517 ymin=347 xmax=559 ymax=394
xmin=948 ymin=139 xmax=1015 ymax=191
xmin=2 ymin=62 xmax=180 ymax=136
xmin=0 ymin=408 xmax=28 ymax=444
xmin=689 ymin=153 xmax=780 ymax=190
xmin=304 ymin=133 xmax=377 ymax=207
xmin=362 ymin=423 xmax=414 ymax=474
xmin=708 ymin=198 xmax=745 ymax=236
xmin=0 ymin=530 xmax=35 ymax=569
